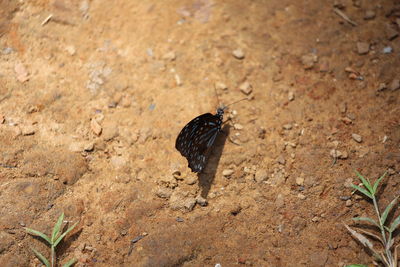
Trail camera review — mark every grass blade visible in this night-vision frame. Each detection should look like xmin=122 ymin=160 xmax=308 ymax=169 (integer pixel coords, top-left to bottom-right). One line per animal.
xmin=390 ymin=215 xmax=400 ymax=233
xmin=344 ymin=224 xmax=383 ymax=262
xmin=381 ymin=196 xmax=398 ymax=225
xmin=62 ymin=258 xmax=77 ymax=267
xmin=357 ymin=228 xmax=384 ymax=245
xmin=54 ymin=221 xmax=79 ymax=248
xmin=52 ymin=213 xmax=64 ymax=244
xmin=351 ymin=184 xmax=373 ymax=199
xmin=355 ymin=171 xmax=373 ymax=194
xmin=372 ymin=172 xmax=386 ymax=195
xmin=25 ymin=228 xmax=51 ymax=244
xmin=352 ymin=217 xmax=379 ymax=228
xmin=31 ymin=247 xmax=50 ymax=267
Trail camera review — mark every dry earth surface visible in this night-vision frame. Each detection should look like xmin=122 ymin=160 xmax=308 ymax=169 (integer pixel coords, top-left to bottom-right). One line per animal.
xmin=1 ymin=0 xmax=400 ymax=266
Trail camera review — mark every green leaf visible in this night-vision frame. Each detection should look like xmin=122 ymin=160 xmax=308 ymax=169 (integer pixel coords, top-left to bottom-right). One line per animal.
xmin=351 ymin=184 xmax=373 ymax=199
xmin=372 ymin=172 xmax=386 ymax=195
xmin=381 ymin=196 xmax=398 ymax=225
xmin=52 ymin=213 xmax=64 ymax=244
xmin=54 ymin=221 xmax=79 ymax=248
xmin=62 ymin=258 xmax=77 ymax=267
xmin=352 ymin=217 xmax=380 ymax=228
xmin=25 ymin=228 xmax=51 ymax=244
xmin=390 ymin=215 xmax=400 ymax=233
xmin=355 ymin=171 xmax=373 ymax=194
xmin=31 ymin=247 xmax=50 ymax=267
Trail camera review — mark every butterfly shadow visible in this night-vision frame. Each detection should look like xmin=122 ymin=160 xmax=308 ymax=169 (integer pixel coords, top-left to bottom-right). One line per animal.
xmin=198 ymin=123 xmax=230 ymax=199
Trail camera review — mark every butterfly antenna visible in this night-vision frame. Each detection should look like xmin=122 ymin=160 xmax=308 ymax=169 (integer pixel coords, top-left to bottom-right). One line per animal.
xmin=213 ymin=85 xmax=221 ymax=107
xmin=224 ymin=97 xmax=249 ymax=109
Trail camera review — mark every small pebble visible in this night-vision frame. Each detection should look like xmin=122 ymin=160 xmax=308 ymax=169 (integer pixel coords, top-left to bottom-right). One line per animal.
xmin=14 ymin=62 xmax=29 ymax=83
xmin=301 ymin=53 xmax=318 ymax=69
xmin=196 ymin=195 xmax=207 ymax=206
xmin=345 ymin=199 xmax=352 ymax=207
xmin=0 ymin=114 xmax=4 ymax=124
xmin=382 ymin=46 xmax=393 ymax=54
xmin=356 ymin=42 xmax=369 ymax=55
xmin=222 ymin=169 xmax=234 ymax=177
xmin=277 ymin=155 xmax=286 ymax=165
xmin=255 ymin=169 xmax=268 ymax=183
xmin=232 ymin=48 xmax=245 ymax=59
xmin=297 ymin=193 xmax=306 ymax=200
xmin=364 ymin=10 xmax=376 ymax=20
xmin=162 ymin=51 xmax=176 ymax=61
xmin=2 ymin=47 xmax=13 ymax=54
xmin=176 ymin=217 xmax=184 ymax=222
xmin=311 ymin=216 xmax=319 ymax=222
xmin=90 ymin=119 xmax=102 ymax=136
xmin=352 ymin=133 xmax=362 ymax=143
xmin=84 ymin=142 xmax=94 ymax=152
xmin=22 ymin=125 xmax=35 ymax=135
xmin=288 ymin=91 xmax=295 ymax=101
xmin=296 ymin=177 xmax=304 ymax=186
xmin=283 ymin=123 xmax=292 ymax=130
xmin=233 ymin=123 xmax=243 ymax=130
xmin=389 ymin=79 xmax=399 ymax=91
xmin=377 ymin=83 xmax=387 ymax=91
xmin=175 ymin=74 xmax=182 ymax=86
xmin=239 ymin=81 xmax=252 ymax=95
xmin=215 ymin=82 xmax=228 ymax=91
xmin=65 ymin=45 xmax=76 ymax=56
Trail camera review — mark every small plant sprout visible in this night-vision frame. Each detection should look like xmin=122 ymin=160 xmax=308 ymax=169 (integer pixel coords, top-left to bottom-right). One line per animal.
xmin=344 ymin=171 xmax=400 ymax=267
xmin=25 ymin=212 xmax=79 ymax=267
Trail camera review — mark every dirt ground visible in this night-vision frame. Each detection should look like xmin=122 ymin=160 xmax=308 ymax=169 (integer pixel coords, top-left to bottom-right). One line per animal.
xmin=0 ymin=0 xmax=399 ymax=266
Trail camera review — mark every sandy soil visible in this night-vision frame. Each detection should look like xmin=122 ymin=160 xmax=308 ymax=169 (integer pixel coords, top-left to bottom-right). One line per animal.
xmin=0 ymin=0 xmax=399 ymax=266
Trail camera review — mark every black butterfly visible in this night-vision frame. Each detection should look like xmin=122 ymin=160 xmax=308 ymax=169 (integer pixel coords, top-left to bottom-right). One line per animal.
xmin=175 ymin=107 xmax=225 ymax=173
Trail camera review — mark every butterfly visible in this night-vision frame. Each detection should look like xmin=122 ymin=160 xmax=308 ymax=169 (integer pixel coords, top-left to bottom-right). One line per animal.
xmin=175 ymin=106 xmax=225 ymax=173
xmin=175 ymin=97 xmax=248 ymax=173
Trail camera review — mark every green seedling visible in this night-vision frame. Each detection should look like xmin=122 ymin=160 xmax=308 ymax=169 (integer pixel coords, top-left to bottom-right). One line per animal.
xmin=25 ymin=213 xmax=78 ymax=267
xmin=344 ymin=171 xmax=399 ymax=267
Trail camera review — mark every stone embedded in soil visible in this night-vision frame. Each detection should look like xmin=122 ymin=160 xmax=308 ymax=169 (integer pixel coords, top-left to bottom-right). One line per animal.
xmin=169 ymin=191 xmax=196 ymax=211
xmin=389 ymin=79 xmax=400 ymax=91
xmin=239 ymin=81 xmax=252 ymax=95
xmin=351 ymin=133 xmax=362 ymax=143
xmin=185 ymin=175 xmax=197 ymax=185
xmin=233 ymin=123 xmax=243 ymax=130
xmin=277 ymin=155 xmax=286 ymax=165
xmin=14 ymin=62 xmax=29 ymax=83
xmin=288 ymin=91 xmax=295 ymax=101
xmin=283 ymin=123 xmax=292 ymax=130
xmin=356 ymin=42 xmax=369 ymax=55
xmin=102 ymin=122 xmax=119 ymax=141
xmin=232 ymin=48 xmax=245 ymax=59
xmin=254 ymin=169 xmax=268 ymax=183
xmin=21 ymin=125 xmax=35 ymax=135
xmin=345 ymin=199 xmax=352 ymax=207
xmin=301 ymin=53 xmax=318 ymax=69
xmin=297 ymin=193 xmax=306 ymax=200
xmin=215 ymin=82 xmax=228 ymax=91
xmin=195 ymin=195 xmax=207 ymax=206
xmin=90 ymin=119 xmax=102 ymax=136
xmin=162 ymin=51 xmax=176 ymax=61
xmin=364 ymin=10 xmax=375 ymax=20
xmin=84 ymin=142 xmax=94 ymax=151
xmin=156 ymin=187 xmax=173 ymax=199
xmin=222 ymin=169 xmax=234 ymax=177
xmin=295 ymin=177 xmax=304 ymax=186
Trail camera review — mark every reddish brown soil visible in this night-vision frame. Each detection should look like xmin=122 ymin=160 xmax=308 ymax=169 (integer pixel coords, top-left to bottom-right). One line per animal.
xmin=1 ymin=0 xmax=399 ymax=266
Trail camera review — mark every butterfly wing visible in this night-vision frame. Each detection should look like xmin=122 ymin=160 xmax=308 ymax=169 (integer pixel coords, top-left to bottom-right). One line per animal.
xmin=175 ymin=113 xmax=222 ymax=173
